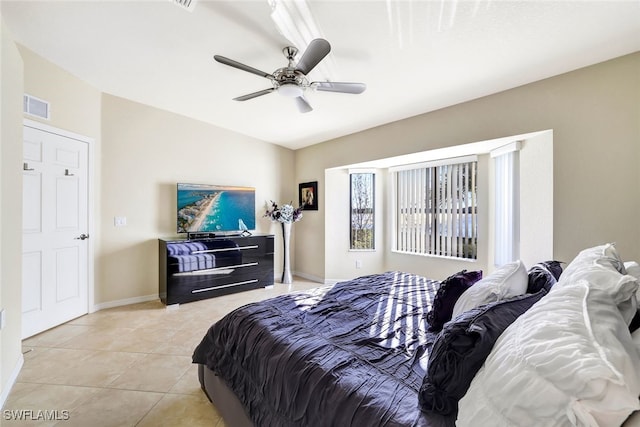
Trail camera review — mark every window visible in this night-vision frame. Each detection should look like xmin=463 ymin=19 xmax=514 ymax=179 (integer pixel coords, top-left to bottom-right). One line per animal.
xmin=392 ymin=157 xmax=477 ymax=259
xmin=350 ymin=172 xmax=375 ymax=250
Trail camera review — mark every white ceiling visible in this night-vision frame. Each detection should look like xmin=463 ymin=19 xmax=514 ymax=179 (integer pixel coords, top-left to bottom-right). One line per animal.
xmin=2 ymin=1 xmax=639 ymax=150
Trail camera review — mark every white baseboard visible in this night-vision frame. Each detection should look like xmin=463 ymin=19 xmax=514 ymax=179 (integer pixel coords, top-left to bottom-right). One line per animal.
xmin=292 ymin=271 xmax=336 ymax=285
xmin=0 ymin=353 xmax=24 ymax=408
xmin=91 ymin=294 xmax=158 ymax=313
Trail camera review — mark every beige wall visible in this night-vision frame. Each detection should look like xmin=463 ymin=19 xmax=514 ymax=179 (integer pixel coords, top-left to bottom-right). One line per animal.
xmin=99 ymin=95 xmax=295 ymax=304
xmin=18 ymin=47 xmax=102 ymax=140
xmin=0 ymin=17 xmax=25 ymax=404
xmin=293 ymin=142 xmax=327 ymax=281
xmin=295 ymin=52 xmax=640 ymax=281
xmin=13 ymin=44 xmax=295 ymax=308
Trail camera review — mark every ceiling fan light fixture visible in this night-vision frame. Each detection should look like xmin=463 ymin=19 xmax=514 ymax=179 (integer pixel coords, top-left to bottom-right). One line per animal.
xmin=277 ymin=83 xmax=304 ymax=98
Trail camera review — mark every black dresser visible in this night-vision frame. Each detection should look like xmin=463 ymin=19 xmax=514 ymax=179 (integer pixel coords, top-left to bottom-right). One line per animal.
xmin=159 ymin=234 xmax=274 ymax=305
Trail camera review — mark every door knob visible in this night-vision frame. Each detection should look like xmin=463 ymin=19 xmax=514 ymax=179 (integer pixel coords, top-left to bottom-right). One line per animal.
xmin=75 ymin=233 xmax=89 ymax=240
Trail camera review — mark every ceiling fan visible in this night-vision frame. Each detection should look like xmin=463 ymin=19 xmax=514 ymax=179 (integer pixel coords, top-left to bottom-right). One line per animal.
xmin=213 ymin=38 xmax=366 ymax=113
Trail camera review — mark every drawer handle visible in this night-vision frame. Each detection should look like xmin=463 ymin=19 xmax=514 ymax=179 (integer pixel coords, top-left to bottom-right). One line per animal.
xmin=192 ymin=245 xmax=258 ymax=254
xmin=192 ymin=279 xmax=259 ymax=293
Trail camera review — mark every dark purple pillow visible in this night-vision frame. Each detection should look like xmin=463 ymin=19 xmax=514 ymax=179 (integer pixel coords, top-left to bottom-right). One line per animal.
xmin=426 ymin=270 xmax=483 ymax=332
xmin=527 ymin=261 xmax=563 ymax=294
xmin=630 ymin=311 xmax=640 ymax=333
xmin=419 ymin=289 xmax=547 ymax=416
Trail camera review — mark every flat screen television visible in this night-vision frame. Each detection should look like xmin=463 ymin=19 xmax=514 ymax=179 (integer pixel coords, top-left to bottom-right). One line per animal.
xmin=177 ymin=183 xmax=255 ymax=234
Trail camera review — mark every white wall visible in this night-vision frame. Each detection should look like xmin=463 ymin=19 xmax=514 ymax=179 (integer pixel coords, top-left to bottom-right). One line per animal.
xmin=324 ymin=168 xmax=385 ymax=282
xmin=322 ymin=130 xmax=555 ymax=282
xmin=518 ymin=131 xmax=554 ymax=267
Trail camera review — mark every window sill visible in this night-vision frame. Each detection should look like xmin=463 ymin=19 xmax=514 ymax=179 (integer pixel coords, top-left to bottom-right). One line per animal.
xmin=391 ymin=249 xmax=477 ymax=263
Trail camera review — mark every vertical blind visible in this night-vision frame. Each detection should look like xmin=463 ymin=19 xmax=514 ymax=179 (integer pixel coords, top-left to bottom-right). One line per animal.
xmin=492 ymin=142 xmax=520 ymax=265
xmin=392 ymin=157 xmax=478 ymax=259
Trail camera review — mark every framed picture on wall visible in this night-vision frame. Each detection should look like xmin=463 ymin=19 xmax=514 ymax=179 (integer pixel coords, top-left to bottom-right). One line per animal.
xmin=299 ymin=181 xmax=318 ymax=211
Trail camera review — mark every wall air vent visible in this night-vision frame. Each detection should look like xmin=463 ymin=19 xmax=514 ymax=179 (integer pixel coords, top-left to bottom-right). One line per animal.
xmin=23 ymin=94 xmax=50 ymax=120
xmin=170 ymin=0 xmax=197 ymax=12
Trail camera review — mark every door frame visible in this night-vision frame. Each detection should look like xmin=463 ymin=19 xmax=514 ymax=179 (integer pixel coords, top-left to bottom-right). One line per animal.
xmin=23 ymin=118 xmax=96 ymax=314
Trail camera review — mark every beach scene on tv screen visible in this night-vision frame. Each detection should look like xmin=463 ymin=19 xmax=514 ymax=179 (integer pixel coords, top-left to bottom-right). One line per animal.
xmin=177 ymin=183 xmax=255 ymax=233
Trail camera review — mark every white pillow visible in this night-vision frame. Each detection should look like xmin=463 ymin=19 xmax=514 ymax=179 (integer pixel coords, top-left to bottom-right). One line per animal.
xmin=625 ymin=262 xmax=640 ymax=281
xmin=557 ymin=243 xmax=628 ymax=289
xmin=458 ymin=281 xmax=640 ymax=427
xmin=554 ymin=244 xmax=638 ymax=325
xmin=451 ymin=260 xmax=527 ymax=319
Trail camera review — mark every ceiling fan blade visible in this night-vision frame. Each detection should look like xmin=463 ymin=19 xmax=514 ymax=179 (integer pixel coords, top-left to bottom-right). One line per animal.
xmin=233 ymin=88 xmax=275 ymax=101
xmin=214 ymin=55 xmax=273 ymax=79
xmin=295 ymin=38 xmax=331 ymax=75
xmin=294 ymin=96 xmax=313 ymax=113
xmin=313 ymin=82 xmax=367 ymax=94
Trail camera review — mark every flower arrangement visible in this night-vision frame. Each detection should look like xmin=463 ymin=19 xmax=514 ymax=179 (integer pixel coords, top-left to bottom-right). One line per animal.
xmin=264 ymin=201 xmax=303 ymax=224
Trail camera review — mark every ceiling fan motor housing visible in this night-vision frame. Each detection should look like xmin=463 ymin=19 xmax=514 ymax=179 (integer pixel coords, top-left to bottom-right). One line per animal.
xmin=272 ymin=67 xmax=308 ymax=97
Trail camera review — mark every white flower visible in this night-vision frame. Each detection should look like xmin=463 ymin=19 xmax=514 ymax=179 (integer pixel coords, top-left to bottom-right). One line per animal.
xmin=264 ymin=201 xmax=303 ymax=224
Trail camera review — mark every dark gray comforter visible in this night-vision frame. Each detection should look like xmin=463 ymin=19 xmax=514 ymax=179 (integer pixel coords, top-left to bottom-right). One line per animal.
xmin=193 ymin=271 xmax=455 ymax=427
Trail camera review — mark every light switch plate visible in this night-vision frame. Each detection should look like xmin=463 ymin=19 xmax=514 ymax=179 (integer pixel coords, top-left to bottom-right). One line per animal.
xmin=114 ymin=216 xmax=127 ymax=227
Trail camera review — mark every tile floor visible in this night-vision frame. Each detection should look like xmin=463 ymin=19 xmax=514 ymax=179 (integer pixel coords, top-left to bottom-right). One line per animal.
xmin=4 ymin=278 xmax=321 ymax=426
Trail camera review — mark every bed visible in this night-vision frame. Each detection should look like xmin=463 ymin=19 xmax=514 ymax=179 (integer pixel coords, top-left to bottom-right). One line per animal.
xmin=193 ymin=244 xmax=640 ymax=426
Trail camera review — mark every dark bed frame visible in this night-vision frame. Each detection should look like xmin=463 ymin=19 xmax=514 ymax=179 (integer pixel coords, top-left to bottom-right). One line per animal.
xmin=198 ymin=364 xmax=253 ymax=427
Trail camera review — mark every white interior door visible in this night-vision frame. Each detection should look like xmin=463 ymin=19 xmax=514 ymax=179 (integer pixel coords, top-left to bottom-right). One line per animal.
xmin=22 ymin=124 xmax=89 ymax=339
